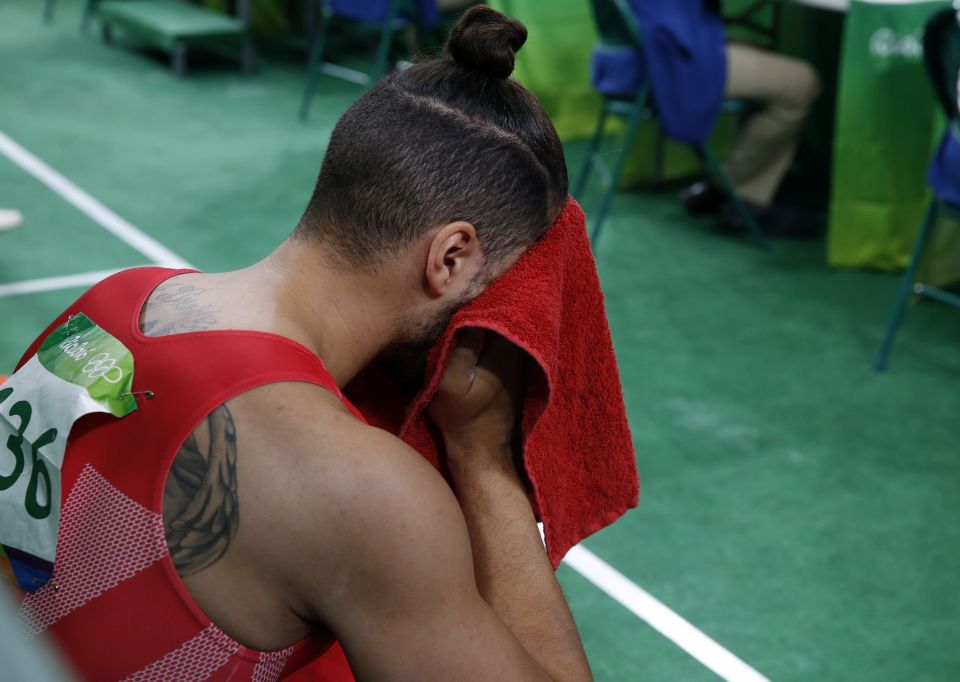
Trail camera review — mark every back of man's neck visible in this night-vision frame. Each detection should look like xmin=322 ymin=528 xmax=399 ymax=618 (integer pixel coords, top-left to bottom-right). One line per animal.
xmin=248 ymin=242 xmax=404 ymax=387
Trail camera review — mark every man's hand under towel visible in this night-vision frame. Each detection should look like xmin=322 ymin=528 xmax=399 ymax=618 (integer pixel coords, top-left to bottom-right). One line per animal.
xmin=429 ymin=330 xmax=594 ymax=682
xmin=429 ymin=328 xmax=525 ymax=460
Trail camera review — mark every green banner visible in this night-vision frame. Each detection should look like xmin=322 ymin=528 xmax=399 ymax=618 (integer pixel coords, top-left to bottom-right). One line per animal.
xmin=488 ymin=0 xmax=602 ymax=141
xmin=828 ymin=0 xmax=957 ymax=275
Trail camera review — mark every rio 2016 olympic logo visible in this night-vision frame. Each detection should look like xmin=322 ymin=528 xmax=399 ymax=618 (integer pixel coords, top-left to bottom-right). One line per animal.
xmin=80 ymin=353 xmax=124 ymax=384
xmin=869 ymin=27 xmax=922 ymax=59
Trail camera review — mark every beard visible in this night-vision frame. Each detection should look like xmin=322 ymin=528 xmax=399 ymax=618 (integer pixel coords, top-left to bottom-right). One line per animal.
xmin=376 ymin=293 xmax=469 ymax=395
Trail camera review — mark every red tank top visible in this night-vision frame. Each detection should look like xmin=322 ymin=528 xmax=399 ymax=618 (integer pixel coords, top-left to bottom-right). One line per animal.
xmin=15 ymin=267 xmax=357 ymax=681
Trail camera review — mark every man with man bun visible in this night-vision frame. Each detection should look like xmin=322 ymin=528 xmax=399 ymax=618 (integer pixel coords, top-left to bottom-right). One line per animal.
xmin=11 ymin=6 xmax=593 ymax=681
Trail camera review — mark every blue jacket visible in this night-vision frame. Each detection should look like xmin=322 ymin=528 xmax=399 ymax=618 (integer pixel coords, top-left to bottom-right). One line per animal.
xmin=329 ymin=0 xmax=439 ymax=29
xmin=590 ymin=0 xmax=727 ymax=145
xmin=928 ymin=127 xmax=960 ymax=207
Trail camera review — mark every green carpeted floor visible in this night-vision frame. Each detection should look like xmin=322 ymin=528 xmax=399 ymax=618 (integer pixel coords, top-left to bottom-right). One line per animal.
xmin=1 ymin=1 xmax=958 ymax=680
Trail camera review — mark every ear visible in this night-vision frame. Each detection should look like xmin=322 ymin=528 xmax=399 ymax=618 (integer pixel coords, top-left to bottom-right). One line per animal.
xmin=424 ymin=221 xmax=481 ymax=297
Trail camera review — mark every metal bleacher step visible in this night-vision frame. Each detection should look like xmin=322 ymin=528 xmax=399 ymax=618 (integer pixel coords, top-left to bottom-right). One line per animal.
xmin=96 ymin=0 xmax=252 ymax=76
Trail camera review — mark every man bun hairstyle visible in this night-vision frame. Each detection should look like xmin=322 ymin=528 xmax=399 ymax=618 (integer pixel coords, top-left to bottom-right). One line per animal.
xmin=446 ymin=6 xmax=527 ymax=80
xmin=296 ymin=6 xmax=568 ymax=269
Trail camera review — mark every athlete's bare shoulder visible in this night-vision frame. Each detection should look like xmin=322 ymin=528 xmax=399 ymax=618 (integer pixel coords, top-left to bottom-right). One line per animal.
xmin=162 ymin=379 xmax=364 ymax=574
xmin=187 ymin=379 xmax=450 ymax=557
xmin=231 ymin=379 xmax=445 ymax=526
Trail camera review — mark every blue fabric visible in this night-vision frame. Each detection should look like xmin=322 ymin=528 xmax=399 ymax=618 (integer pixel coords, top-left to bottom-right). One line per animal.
xmin=927 ymin=129 xmax=960 ymax=207
xmin=328 ymin=0 xmax=440 ymax=29
xmin=590 ymin=45 xmax=646 ymax=102
xmin=589 ymin=0 xmax=727 ymax=145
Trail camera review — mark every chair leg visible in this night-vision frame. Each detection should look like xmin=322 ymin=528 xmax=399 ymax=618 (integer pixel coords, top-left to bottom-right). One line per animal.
xmin=590 ymin=89 xmax=648 ymax=246
xmin=299 ymin=9 xmax=332 ymax=121
xmin=304 ymin=0 xmax=319 ymax=47
xmin=81 ymin=0 xmax=98 ymax=33
xmin=573 ymin=102 xmax=611 ymax=201
xmin=171 ymin=41 xmax=188 ymax=77
xmin=873 ymin=201 xmax=939 ymax=371
xmin=371 ymin=0 xmax=402 ymax=82
xmin=653 ymin=123 xmax=666 ymax=188
xmin=408 ymin=0 xmax=435 ymax=57
xmin=698 ymin=145 xmax=769 ymax=250
xmin=236 ymin=0 xmax=255 ymax=74
xmin=240 ymin=39 xmax=256 ymax=74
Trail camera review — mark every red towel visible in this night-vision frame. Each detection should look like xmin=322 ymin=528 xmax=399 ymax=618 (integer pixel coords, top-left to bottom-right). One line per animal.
xmin=348 ymin=197 xmax=638 ymax=567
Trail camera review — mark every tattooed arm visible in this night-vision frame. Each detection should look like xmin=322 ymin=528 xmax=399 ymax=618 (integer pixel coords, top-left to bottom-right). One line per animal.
xmin=245 ymin=383 xmax=592 ymax=682
xmin=158 ymin=379 xmax=590 ymax=680
xmin=163 ymin=405 xmax=239 ymax=576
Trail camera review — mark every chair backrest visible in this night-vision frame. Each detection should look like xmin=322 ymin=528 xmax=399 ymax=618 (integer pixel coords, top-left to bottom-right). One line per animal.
xmin=923 ymin=4 xmax=960 ymax=123
xmin=587 ymin=0 xmax=644 ymax=50
xmin=327 ymin=0 xmax=430 ymax=25
xmin=327 ymin=0 xmax=397 ymax=23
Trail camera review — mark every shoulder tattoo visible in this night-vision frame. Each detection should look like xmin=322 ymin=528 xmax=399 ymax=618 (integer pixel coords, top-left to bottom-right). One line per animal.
xmin=141 ymin=282 xmax=219 ymax=336
xmin=164 ymin=404 xmax=240 ymax=576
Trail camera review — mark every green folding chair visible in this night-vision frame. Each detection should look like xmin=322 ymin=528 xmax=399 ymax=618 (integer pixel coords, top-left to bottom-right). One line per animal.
xmin=874 ymin=5 xmax=960 ymax=371
xmin=573 ymin=0 xmax=767 ymax=249
xmin=299 ymin=0 xmax=432 ymax=121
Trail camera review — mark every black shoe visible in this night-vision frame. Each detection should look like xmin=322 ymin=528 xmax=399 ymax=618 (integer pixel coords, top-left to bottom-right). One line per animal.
xmin=717 ymin=201 xmax=824 ymax=240
xmin=680 ymin=181 xmax=727 ymax=216
xmin=716 ymin=200 xmax=764 ymax=235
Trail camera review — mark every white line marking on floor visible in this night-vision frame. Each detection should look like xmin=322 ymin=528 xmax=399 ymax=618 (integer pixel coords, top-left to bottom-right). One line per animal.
xmin=0 ymin=131 xmax=193 ymax=269
xmin=563 ymin=545 xmax=770 ymax=682
xmin=0 ymin=269 xmax=132 ymax=299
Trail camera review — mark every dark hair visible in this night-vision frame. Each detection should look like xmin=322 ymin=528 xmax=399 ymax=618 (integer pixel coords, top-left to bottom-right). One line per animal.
xmin=295 ymin=6 xmax=568 ymax=268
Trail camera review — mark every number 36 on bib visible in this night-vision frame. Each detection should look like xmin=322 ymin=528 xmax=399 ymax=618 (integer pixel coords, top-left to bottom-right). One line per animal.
xmin=0 ymin=314 xmax=137 ymax=592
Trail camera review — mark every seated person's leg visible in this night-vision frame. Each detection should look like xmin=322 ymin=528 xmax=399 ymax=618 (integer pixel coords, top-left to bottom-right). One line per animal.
xmin=722 ymin=42 xmax=821 ymax=208
xmin=683 ymin=42 xmax=821 ymax=237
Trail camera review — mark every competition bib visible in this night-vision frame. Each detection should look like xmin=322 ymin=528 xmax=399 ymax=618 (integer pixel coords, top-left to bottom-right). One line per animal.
xmin=0 ymin=314 xmax=137 ymax=592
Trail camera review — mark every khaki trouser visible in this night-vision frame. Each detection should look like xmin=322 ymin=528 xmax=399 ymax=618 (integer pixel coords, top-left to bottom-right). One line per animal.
xmin=723 ymin=43 xmax=822 ymax=206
